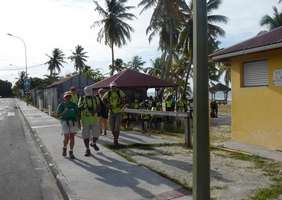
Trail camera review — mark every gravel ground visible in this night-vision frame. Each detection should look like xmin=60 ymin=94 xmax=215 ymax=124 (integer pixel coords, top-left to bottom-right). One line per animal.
xmin=118 ymin=146 xmax=273 ymax=200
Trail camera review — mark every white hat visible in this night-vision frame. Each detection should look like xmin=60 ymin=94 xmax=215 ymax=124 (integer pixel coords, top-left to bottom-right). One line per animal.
xmin=109 ymin=82 xmax=117 ymax=88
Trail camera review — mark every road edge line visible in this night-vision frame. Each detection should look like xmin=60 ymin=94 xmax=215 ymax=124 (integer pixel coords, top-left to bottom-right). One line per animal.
xmin=16 ymin=100 xmax=80 ymax=200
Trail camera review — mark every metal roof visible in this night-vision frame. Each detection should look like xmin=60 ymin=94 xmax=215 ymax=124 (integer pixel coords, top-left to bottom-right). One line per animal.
xmin=209 ymin=83 xmax=231 ymax=93
xmin=210 ymin=26 xmax=282 ymax=61
xmin=84 ymin=69 xmax=176 ymax=91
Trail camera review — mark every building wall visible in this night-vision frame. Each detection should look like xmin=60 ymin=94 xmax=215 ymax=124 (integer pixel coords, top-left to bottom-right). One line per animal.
xmin=53 ymin=75 xmax=94 ymax=110
xmin=230 ymin=48 xmax=282 ymax=150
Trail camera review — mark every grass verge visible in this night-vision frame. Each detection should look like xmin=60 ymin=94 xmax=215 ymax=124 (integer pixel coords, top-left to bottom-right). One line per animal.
xmin=215 ymin=149 xmax=282 ymax=200
xmin=103 ymin=142 xmax=192 ymax=192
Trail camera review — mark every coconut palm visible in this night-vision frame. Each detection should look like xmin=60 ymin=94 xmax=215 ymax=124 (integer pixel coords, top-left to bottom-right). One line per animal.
xmin=260 ymin=6 xmax=282 ymax=30
xmin=109 ymin=58 xmax=126 ymax=75
xmin=144 ymin=58 xmax=163 ymax=78
xmin=45 ymin=48 xmax=65 ymax=77
xmin=69 ymin=45 xmax=88 ymax=74
xmin=126 ymin=56 xmax=146 ymax=72
xmin=139 ymin=0 xmax=186 ymax=79
xmin=82 ymin=66 xmax=105 ymax=82
xmin=92 ymin=0 xmax=136 ymax=71
xmin=177 ymin=0 xmax=227 ymax=97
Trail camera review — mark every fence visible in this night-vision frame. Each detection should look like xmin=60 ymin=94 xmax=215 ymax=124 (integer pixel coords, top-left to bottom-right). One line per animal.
xmin=124 ymin=108 xmax=192 ymax=147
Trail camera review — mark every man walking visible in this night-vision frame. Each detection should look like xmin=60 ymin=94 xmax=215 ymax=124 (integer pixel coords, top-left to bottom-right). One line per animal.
xmin=103 ymin=84 xmax=126 ymax=147
xmin=70 ymin=86 xmax=80 ymax=105
xmin=97 ymin=89 xmax=109 ymax=136
xmin=78 ymin=88 xmax=101 ymax=156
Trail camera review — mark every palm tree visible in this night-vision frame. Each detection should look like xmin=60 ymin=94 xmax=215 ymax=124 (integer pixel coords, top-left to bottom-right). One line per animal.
xmin=126 ymin=56 xmax=146 ymax=71
xmin=82 ymin=66 xmax=105 ymax=82
xmin=178 ymin=0 xmax=227 ymax=97
xmin=69 ymin=45 xmax=88 ymax=91
xmin=139 ymin=0 xmax=185 ymax=79
xmin=92 ymin=0 xmax=136 ymax=71
xmin=260 ymin=6 xmax=282 ymax=30
xmin=144 ymin=58 xmax=162 ymax=78
xmin=45 ymin=48 xmax=65 ymax=77
xmin=69 ymin=45 xmax=88 ymax=74
xmin=109 ymin=58 xmax=126 ymax=75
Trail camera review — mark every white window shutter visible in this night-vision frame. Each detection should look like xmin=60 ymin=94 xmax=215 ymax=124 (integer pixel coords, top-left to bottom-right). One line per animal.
xmin=243 ymin=60 xmax=268 ymax=87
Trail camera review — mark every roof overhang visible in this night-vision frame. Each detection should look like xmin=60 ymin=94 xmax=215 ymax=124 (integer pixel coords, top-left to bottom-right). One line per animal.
xmin=212 ymin=42 xmax=282 ymax=62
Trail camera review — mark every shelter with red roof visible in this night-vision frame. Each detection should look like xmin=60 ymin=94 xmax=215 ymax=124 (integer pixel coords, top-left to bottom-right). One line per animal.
xmin=84 ymin=69 xmax=176 ymax=101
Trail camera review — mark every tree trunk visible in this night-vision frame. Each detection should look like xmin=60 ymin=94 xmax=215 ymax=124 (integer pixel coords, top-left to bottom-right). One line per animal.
xmin=183 ymin=61 xmax=192 ymax=98
xmin=111 ymin=42 xmax=115 ymax=76
xmin=164 ymin=21 xmax=174 ymax=80
xmin=78 ymin=69 xmax=81 ymax=94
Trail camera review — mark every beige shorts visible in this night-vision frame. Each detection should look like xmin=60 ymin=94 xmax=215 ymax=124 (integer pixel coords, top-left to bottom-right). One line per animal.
xmin=81 ymin=123 xmax=100 ymax=139
xmin=60 ymin=120 xmax=79 ymax=135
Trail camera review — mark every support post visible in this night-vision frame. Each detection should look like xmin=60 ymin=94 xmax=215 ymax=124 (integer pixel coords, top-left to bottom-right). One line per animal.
xmin=184 ymin=116 xmax=191 ymax=147
xmin=192 ymin=0 xmax=210 ymax=199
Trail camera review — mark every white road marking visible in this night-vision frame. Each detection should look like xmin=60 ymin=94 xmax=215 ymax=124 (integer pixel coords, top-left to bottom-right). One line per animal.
xmin=7 ymin=112 xmax=15 ymax=116
xmin=31 ymin=124 xmax=61 ymax=129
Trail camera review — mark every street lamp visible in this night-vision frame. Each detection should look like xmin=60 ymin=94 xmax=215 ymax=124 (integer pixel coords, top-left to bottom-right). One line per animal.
xmin=7 ymin=33 xmax=30 ymax=95
xmin=7 ymin=33 xmax=28 ymax=79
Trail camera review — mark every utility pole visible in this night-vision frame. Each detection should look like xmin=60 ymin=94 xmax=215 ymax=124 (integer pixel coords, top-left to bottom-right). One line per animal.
xmin=192 ymin=0 xmax=210 ymax=199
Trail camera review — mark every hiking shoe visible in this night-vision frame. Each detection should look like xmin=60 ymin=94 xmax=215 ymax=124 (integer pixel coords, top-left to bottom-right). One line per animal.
xmin=84 ymin=149 xmax=91 ymax=157
xmin=90 ymin=143 xmax=100 ymax=151
xmin=69 ymin=151 xmax=75 ymax=159
xmin=62 ymin=147 xmax=67 ymax=157
xmin=114 ymin=139 xmax=119 ymax=147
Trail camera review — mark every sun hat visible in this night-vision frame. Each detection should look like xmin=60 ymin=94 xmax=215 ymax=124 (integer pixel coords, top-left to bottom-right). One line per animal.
xmin=109 ymin=82 xmax=117 ymax=88
xmin=64 ymin=91 xmax=73 ymax=98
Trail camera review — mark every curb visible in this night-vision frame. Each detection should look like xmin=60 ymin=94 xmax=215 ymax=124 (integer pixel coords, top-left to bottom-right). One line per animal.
xmin=16 ymin=100 xmax=80 ymax=200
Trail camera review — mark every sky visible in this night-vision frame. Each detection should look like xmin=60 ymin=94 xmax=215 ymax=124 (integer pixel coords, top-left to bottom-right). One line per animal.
xmin=0 ymin=0 xmax=280 ymax=84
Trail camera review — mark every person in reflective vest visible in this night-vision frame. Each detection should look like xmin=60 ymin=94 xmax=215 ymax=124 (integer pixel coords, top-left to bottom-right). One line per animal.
xmin=56 ymin=91 xmax=79 ymax=159
xmin=165 ymin=95 xmax=173 ymax=111
xmin=70 ymin=86 xmax=80 ymax=105
xmin=140 ymin=99 xmax=151 ymax=132
xmin=78 ymin=88 xmax=101 ymax=156
xmin=102 ymin=84 xmax=126 ymax=147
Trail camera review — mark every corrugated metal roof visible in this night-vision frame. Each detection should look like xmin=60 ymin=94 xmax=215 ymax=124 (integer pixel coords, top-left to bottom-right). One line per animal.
xmin=209 ymin=83 xmax=231 ymax=93
xmin=46 ymin=75 xmax=75 ymax=88
xmin=86 ymin=69 xmax=176 ymax=90
xmin=210 ymin=26 xmax=282 ymax=60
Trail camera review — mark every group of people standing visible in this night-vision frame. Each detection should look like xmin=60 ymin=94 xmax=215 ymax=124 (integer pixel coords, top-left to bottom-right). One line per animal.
xmin=56 ymin=85 xmax=126 ymax=159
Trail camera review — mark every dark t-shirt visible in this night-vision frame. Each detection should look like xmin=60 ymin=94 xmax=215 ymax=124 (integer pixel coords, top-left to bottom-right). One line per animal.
xmin=97 ymin=96 xmax=109 ymax=118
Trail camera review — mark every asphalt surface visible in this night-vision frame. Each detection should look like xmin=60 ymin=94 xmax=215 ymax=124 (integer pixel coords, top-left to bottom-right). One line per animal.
xmin=0 ymin=98 xmax=63 ymax=200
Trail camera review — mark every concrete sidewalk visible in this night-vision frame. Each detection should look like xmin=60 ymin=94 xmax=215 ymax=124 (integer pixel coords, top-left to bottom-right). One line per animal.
xmin=223 ymin=141 xmax=282 ymax=163
xmin=17 ymin=100 xmax=191 ymax=200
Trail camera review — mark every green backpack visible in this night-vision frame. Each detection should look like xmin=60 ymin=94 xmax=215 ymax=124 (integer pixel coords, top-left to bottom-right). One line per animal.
xmin=61 ymin=102 xmax=78 ymax=120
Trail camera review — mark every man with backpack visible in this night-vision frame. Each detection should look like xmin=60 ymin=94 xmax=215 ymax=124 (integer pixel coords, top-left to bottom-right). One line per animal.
xmin=103 ymin=84 xmax=126 ymax=147
xmin=57 ymin=91 xmax=80 ymax=159
xmin=70 ymin=86 xmax=80 ymax=105
xmin=78 ymin=88 xmax=101 ymax=156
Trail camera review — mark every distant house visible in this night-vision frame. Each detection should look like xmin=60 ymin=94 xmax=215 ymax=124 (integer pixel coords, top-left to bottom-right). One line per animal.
xmin=45 ymin=74 xmax=94 ymax=111
xmin=210 ymin=26 xmax=282 ymax=150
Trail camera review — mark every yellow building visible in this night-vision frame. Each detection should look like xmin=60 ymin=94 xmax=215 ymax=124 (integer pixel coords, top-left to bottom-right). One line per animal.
xmin=211 ymin=27 xmax=282 ymax=150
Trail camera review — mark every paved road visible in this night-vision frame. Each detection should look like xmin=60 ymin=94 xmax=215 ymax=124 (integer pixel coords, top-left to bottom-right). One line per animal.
xmin=0 ymin=98 xmax=62 ymax=200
